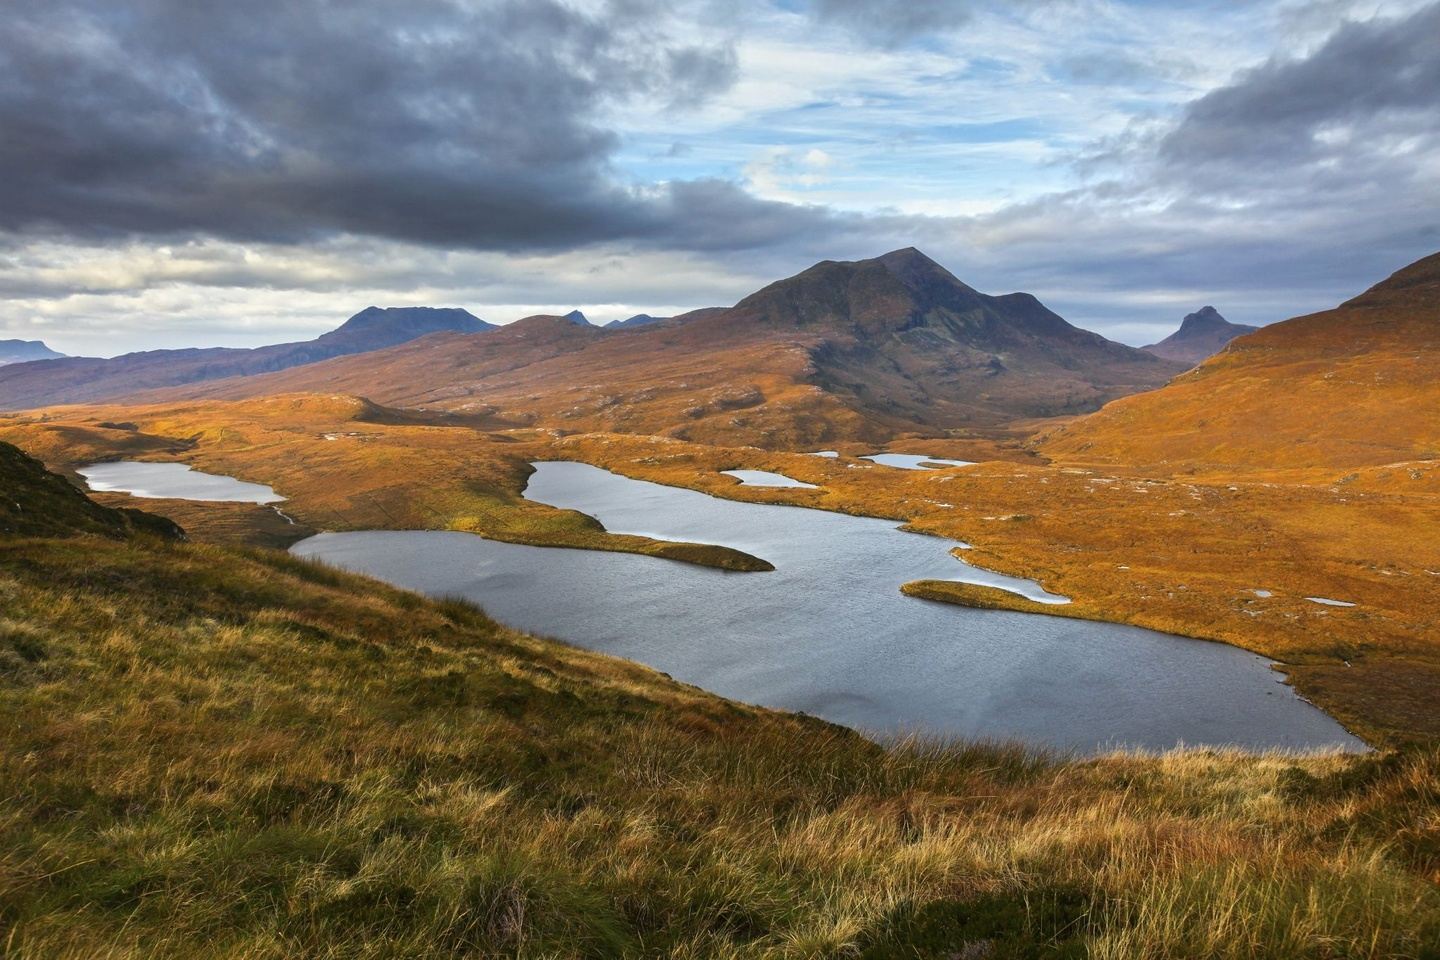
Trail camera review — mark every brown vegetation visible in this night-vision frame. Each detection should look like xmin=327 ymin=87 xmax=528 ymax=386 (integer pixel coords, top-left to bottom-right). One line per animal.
xmin=0 ymin=396 xmax=769 ymax=571
xmin=2 ymin=253 xmax=1439 ymax=955
xmin=2 ymin=252 xmax=1437 ymax=746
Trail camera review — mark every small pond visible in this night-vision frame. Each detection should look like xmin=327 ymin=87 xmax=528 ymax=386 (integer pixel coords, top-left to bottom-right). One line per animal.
xmin=723 ymin=469 xmax=818 ymax=489
xmin=78 ymin=461 xmax=286 ymax=504
xmin=863 ymin=453 xmax=976 ymax=470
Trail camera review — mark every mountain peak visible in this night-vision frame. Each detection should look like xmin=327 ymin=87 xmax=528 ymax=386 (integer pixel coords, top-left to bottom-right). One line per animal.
xmin=508 ymin=314 xmax=603 ymax=337
xmin=875 ymin=246 xmax=936 ymax=268
xmin=873 ymin=247 xmax=974 ymax=292
xmin=1176 ymin=306 xmax=1228 ymax=333
xmin=563 ymin=309 xmax=591 ymax=326
xmin=328 ymin=306 xmax=493 ymax=339
xmin=0 ymin=306 xmax=497 ymax=410
xmin=1143 ymin=306 xmax=1258 ymax=366
xmin=0 ymin=339 xmax=66 ymax=365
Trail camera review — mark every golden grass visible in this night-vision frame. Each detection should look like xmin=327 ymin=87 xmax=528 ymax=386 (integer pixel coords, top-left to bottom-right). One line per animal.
xmin=1039 ymin=252 xmax=1440 ymax=477
xmin=1 ymin=533 xmax=1437 ymax=957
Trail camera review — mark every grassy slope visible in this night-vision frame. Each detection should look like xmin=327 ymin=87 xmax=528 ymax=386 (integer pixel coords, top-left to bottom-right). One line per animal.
xmin=0 ymin=441 xmax=182 ymax=541
xmin=3 ymin=495 xmax=1439 ymax=956
xmin=1039 ymin=252 xmax=1440 ymax=474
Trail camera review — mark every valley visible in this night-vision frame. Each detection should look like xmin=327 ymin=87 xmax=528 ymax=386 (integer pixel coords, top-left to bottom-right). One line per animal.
xmin=2 ymin=247 xmax=1437 ymax=956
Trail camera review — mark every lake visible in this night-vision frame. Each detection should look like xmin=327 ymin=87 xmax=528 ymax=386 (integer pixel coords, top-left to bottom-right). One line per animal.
xmin=722 ymin=469 xmax=818 ymax=488
xmin=862 ymin=453 xmax=976 ymax=470
xmin=78 ymin=460 xmax=286 ymax=504
xmin=291 ymin=460 xmax=1364 ymax=753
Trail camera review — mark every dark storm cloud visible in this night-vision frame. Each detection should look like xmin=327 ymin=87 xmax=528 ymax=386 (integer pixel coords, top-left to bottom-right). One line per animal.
xmin=1158 ymin=2 xmax=1440 ymax=174
xmin=0 ymin=0 xmax=801 ymax=252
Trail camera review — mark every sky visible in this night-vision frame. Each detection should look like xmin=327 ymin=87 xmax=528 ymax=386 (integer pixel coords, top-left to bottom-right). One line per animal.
xmin=1 ymin=0 xmax=1437 ymax=356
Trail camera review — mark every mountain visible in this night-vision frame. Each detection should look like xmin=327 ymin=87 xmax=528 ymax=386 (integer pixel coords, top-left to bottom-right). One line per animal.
xmin=694 ymin=247 xmax=1186 ymax=432
xmin=0 ymin=339 xmax=64 ymax=365
xmin=606 ymin=313 xmax=667 ymax=329
xmin=1042 ymin=251 xmax=1440 ymax=473
xmin=1142 ymin=306 xmax=1259 ymax=365
xmin=0 ymin=307 xmax=493 ymax=411
xmin=129 ymin=249 xmax=1183 ymax=447
xmin=563 ymin=309 xmax=592 ymax=326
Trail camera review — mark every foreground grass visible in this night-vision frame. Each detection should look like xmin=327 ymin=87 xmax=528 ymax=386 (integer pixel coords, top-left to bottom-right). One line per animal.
xmin=2 ymin=534 xmax=1438 ymax=958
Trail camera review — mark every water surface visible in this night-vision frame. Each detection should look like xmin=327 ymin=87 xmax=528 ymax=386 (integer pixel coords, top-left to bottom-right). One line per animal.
xmin=79 ymin=461 xmax=285 ymax=503
xmin=723 ymin=469 xmax=817 ymax=489
xmin=291 ymin=461 xmax=1363 ymax=753
xmin=863 ymin=453 xmax=976 ymax=470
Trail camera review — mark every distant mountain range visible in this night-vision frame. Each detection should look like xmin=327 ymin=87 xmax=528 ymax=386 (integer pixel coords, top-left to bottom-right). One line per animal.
xmin=605 ymin=314 xmax=667 ymax=330
xmin=0 ymin=340 xmax=64 ymax=365
xmin=118 ymin=249 xmax=1183 ymax=447
xmin=1142 ymin=306 xmax=1259 ymax=365
xmin=1044 ymin=251 xmax=1440 ymax=472
xmin=0 ymin=307 xmax=492 ymax=410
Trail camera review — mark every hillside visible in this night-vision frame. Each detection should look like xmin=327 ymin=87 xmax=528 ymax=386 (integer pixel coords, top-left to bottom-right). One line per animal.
xmin=0 ymin=307 xmax=493 ymax=410
xmin=1 ymin=440 xmax=1437 ymax=957
xmin=136 ymin=250 xmax=1183 ymax=447
xmin=0 ymin=440 xmax=180 ymax=539
xmin=1142 ymin=307 xmax=1259 ymax=365
xmin=0 ymin=339 xmax=64 ymax=365
xmin=1043 ymin=251 xmax=1440 ymax=474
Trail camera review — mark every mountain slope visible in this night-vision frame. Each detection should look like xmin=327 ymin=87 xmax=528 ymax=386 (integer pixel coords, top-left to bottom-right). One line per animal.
xmin=138 ymin=250 xmax=1183 ymax=446
xmin=1 ymin=444 xmax=1436 ymax=955
xmin=0 ymin=307 xmax=493 ymax=410
xmin=0 ymin=340 xmax=64 ymax=365
xmin=1142 ymin=306 xmax=1259 ymax=365
xmin=1042 ymin=251 xmax=1440 ymax=473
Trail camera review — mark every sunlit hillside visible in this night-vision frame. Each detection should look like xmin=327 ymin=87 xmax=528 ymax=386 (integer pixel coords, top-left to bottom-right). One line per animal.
xmin=1041 ymin=253 xmax=1440 ymax=479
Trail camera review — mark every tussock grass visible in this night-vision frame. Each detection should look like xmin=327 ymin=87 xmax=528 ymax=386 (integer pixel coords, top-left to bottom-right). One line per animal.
xmin=2 ymin=535 xmax=1437 ymax=958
